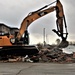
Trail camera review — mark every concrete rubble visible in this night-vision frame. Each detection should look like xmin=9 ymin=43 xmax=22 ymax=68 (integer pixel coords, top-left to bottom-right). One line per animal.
xmin=36 ymin=45 xmax=75 ymax=63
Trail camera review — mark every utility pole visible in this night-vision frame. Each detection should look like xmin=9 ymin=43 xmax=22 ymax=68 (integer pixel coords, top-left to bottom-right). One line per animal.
xmin=43 ymin=28 xmax=46 ymax=46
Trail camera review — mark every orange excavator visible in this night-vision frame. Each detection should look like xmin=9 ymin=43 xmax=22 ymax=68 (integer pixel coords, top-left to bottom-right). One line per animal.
xmin=0 ymin=0 xmax=68 ymax=57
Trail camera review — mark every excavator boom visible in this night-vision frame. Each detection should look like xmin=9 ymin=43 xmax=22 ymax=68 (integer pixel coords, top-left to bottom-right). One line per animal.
xmin=17 ymin=6 xmax=56 ymax=40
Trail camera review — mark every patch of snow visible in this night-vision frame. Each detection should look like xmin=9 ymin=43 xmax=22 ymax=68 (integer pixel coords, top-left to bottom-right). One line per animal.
xmin=63 ymin=45 xmax=75 ymax=54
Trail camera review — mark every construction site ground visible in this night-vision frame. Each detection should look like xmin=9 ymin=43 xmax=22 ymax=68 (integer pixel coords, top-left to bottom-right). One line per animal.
xmin=0 ymin=62 xmax=75 ymax=75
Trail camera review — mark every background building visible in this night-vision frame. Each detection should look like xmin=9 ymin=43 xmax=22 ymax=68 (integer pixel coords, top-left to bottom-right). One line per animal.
xmin=0 ymin=23 xmax=19 ymax=35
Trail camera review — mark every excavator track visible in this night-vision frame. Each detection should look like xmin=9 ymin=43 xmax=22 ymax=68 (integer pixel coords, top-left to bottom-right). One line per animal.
xmin=0 ymin=45 xmax=39 ymax=56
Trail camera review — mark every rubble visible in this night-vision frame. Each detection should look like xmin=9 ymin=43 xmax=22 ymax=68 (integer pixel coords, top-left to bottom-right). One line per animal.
xmin=73 ymin=52 xmax=75 ymax=58
xmin=36 ymin=44 xmax=75 ymax=63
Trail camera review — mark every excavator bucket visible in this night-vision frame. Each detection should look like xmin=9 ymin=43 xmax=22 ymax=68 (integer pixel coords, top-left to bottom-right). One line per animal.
xmin=57 ymin=40 xmax=69 ymax=48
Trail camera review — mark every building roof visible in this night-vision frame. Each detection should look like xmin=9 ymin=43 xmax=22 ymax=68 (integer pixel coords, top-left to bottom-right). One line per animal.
xmin=0 ymin=23 xmax=19 ymax=30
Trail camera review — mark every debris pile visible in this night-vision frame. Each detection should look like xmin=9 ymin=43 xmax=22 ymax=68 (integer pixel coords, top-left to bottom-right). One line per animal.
xmin=36 ymin=44 xmax=75 ymax=63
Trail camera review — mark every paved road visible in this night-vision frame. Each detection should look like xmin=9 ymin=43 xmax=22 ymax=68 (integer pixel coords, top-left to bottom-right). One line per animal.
xmin=0 ymin=62 xmax=75 ymax=75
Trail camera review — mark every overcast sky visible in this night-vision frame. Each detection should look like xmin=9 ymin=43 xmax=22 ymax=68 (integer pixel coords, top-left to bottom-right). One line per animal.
xmin=0 ymin=0 xmax=75 ymax=44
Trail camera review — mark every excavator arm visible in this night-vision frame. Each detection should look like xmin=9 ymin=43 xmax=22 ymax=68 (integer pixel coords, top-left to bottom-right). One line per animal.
xmin=53 ymin=0 xmax=68 ymax=40
xmin=12 ymin=0 xmax=68 ymax=48
xmin=53 ymin=0 xmax=68 ymax=48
